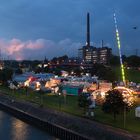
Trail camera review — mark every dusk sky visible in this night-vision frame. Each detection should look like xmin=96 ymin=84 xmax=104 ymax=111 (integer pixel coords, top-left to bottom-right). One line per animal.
xmin=0 ymin=0 xmax=139 ymax=60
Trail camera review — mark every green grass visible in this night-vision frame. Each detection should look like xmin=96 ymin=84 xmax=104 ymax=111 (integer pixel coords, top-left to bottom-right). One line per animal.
xmin=94 ymin=106 xmax=140 ymax=134
xmin=43 ymin=94 xmax=83 ymax=115
xmin=112 ymin=66 xmax=140 ymax=82
xmin=93 ymin=97 xmax=140 ymax=134
xmin=0 ymin=86 xmax=140 ymax=134
xmin=0 ymin=86 xmax=83 ymax=116
xmin=126 ymin=69 xmax=140 ymax=83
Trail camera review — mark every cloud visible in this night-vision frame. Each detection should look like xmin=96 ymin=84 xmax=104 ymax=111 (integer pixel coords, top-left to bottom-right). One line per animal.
xmin=0 ymin=0 xmax=139 ymax=57
xmin=0 ymin=38 xmax=82 ymax=60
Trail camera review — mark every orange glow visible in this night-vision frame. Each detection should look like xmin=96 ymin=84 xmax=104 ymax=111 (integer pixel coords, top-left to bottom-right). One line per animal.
xmin=35 ymin=81 xmax=41 ymax=91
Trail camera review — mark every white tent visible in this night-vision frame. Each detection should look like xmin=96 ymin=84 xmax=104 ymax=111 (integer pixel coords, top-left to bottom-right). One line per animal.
xmin=135 ymin=106 xmax=140 ymax=117
xmin=9 ymin=83 xmax=18 ymax=90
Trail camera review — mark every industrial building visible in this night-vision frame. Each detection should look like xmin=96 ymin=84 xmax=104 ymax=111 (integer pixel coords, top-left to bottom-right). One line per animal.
xmin=78 ymin=13 xmax=112 ymax=64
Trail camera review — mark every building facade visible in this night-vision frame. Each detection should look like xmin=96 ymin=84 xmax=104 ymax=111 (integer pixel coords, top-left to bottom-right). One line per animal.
xmin=78 ymin=46 xmax=112 ymax=64
xmin=99 ymin=47 xmax=112 ymax=64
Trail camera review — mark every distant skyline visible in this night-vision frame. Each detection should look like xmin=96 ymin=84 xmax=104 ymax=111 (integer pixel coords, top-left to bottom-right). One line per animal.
xmin=0 ymin=0 xmax=139 ymax=60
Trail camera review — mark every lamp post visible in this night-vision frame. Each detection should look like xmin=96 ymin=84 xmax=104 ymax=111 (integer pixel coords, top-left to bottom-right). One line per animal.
xmin=123 ymin=95 xmax=128 ymax=129
xmin=35 ymin=81 xmax=43 ymax=107
xmin=25 ymin=85 xmax=28 ymax=96
xmin=24 ymin=80 xmax=30 ymax=96
xmin=58 ymin=93 xmax=61 ymax=110
xmin=62 ymin=89 xmax=67 ymax=105
xmin=123 ymin=104 xmax=126 ymax=128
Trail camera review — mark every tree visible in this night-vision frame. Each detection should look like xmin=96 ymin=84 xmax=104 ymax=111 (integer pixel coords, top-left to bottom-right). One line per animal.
xmin=90 ymin=64 xmax=117 ymax=82
xmin=15 ymin=68 xmax=23 ymax=74
xmin=102 ymin=89 xmax=130 ymax=120
xmin=110 ymin=55 xmax=120 ymax=66
xmin=78 ymin=93 xmax=91 ymax=113
xmin=51 ymin=57 xmax=57 ymax=64
xmin=34 ymin=67 xmax=42 ymax=73
xmin=126 ymin=55 xmax=140 ymax=67
xmin=0 ymin=68 xmax=13 ymax=85
xmin=97 ymin=66 xmax=117 ymax=82
xmin=73 ymin=67 xmax=82 ymax=76
xmin=31 ymin=60 xmax=42 ymax=70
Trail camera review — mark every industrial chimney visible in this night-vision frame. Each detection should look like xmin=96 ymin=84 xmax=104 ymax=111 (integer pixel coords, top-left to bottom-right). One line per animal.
xmin=86 ymin=12 xmax=90 ymax=48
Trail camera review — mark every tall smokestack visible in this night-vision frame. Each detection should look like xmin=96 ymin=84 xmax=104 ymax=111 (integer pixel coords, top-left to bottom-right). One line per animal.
xmin=87 ymin=12 xmax=90 ymax=47
xmin=102 ymin=40 xmax=104 ymax=48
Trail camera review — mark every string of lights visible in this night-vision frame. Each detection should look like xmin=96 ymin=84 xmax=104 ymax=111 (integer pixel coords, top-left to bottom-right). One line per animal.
xmin=113 ymin=13 xmax=126 ymax=85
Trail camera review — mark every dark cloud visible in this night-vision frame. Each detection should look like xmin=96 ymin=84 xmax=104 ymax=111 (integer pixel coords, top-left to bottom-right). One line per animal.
xmin=0 ymin=0 xmax=139 ymax=59
xmin=0 ymin=38 xmax=81 ymax=60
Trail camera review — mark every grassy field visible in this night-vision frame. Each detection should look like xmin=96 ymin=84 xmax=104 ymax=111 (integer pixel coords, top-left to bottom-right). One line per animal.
xmin=112 ymin=66 xmax=140 ymax=83
xmin=0 ymin=86 xmax=84 ymax=116
xmin=0 ymin=86 xmax=140 ymax=134
xmin=94 ymin=105 xmax=140 ymax=133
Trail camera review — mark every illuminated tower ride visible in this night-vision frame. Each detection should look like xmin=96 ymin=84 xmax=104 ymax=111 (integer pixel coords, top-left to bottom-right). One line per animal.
xmin=113 ymin=13 xmax=126 ymax=85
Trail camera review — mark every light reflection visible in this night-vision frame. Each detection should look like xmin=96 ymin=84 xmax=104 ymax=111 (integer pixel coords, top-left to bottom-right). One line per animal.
xmin=11 ymin=118 xmax=28 ymax=140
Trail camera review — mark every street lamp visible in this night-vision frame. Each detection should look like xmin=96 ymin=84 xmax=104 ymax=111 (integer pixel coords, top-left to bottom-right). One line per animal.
xmin=123 ymin=103 xmax=126 ymax=128
xmin=35 ymin=81 xmax=43 ymax=107
xmin=58 ymin=92 xmax=62 ymax=110
xmin=24 ymin=80 xmax=29 ymax=96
